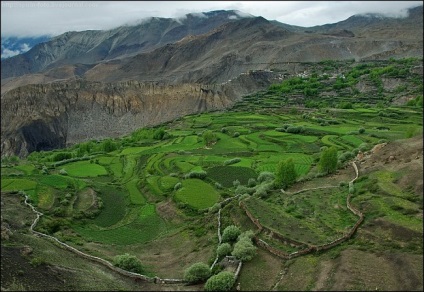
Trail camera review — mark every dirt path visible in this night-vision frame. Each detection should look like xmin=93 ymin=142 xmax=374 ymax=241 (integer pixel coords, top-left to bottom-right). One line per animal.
xmin=313 ymin=260 xmax=333 ymax=290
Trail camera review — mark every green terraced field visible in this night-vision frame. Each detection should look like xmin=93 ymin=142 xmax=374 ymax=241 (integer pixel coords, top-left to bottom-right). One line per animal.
xmin=1 ymin=59 xmax=422 ymax=290
xmin=175 ymin=178 xmax=220 ymax=209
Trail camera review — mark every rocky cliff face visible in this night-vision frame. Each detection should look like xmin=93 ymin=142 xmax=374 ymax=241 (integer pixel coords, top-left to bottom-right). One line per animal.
xmin=1 ymin=71 xmax=278 ymax=157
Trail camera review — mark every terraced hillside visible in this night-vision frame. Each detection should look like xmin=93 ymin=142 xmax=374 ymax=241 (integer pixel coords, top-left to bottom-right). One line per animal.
xmin=1 ymin=59 xmax=422 ymax=291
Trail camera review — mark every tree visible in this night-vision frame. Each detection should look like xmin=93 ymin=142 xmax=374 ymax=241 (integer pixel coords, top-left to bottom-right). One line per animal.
xmin=184 ymin=262 xmax=211 ymax=284
xmin=231 ymin=231 xmax=256 ymax=261
xmin=216 ymin=243 xmax=232 ymax=258
xmin=319 ymin=146 xmax=338 ymax=174
xmin=221 ymin=225 xmax=241 ymax=243
xmin=275 ymin=158 xmax=297 ymax=189
xmin=204 ymin=271 xmax=235 ymax=291
xmin=203 ymin=130 xmax=217 ymax=147
xmin=153 ymin=127 xmax=166 ymax=140
xmin=102 ymin=139 xmax=117 ymax=152
xmin=113 ymin=253 xmax=145 ymax=274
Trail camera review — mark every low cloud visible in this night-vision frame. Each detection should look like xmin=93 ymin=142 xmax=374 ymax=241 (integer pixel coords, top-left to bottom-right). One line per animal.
xmin=20 ymin=43 xmax=31 ymax=52
xmin=1 ymin=48 xmax=22 ymax=59
xmin=1 ymin=1 xmax=422 ymax=37
xmin=1 ymin=42 xmax=32 ymax=59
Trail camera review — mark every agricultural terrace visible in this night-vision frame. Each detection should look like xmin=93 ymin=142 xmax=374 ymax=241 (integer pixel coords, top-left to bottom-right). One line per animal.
xmin=1 ymin=58 xmax=422 ymax=283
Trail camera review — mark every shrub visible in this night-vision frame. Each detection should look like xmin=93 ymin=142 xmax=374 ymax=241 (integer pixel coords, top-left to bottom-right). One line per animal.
xmin=222 ymin=225 xmax=241 ymax=243
xmin=174 ymin=182 xmax=182 ymax=191
xmin=60 ymin=199 xmax=69 ymax=206
xmin=235 ymin=185 xmax=255 ymax=195
xmin=59 ymin=168 xmax=68 ymax=175
xmin=286 ymin=126 xmax=304 ymax=134
xmin=238 ymin=193 xmax=250 ymax=201
xmin=204 ymin=271 xmax=235 ymax=291
xmin=233 ymin=179 xmax=240 ymax=187
xmin=358 ymin=127 xmax=366 ymax=134
xmin=113 ymin=253 xmax=145 ymax=274
xmin=203 ymin=130 xmax=217 ymax=147
xmin=184 ymin=170 xmax=207 ymax=179
xmin=209 ymin=203 xmax=221 ymax=213
xmin=239 ymin=230 xmax=255 ymax=240
xmin=216 ymin=243 xmax=232 ymax=258
xmin=254 ymin=181 xmax=273 ymax=198
xmin=257 ymin=171 xmax=275 ymax=183
xmin=232 ymin=236 xmax=257 ymax=262
xmin=358 ymin=143 xmax=371 ymax=152
xmin=223 ymin=158 xmax=241 ymax=166
xmin=184 ymin=262 xmax=211 ymax=284
xmin=247 ymin=178 xmax=257 ymax=187
xmin=215 ymin=182 xmax=223 ymax=189
xmin=52 ymin=152 xmax=72 ymax=162
xmin=338 ymin=151 xmax=355 ymax=163
xmin=102 ymin=139 xmax=117 ymax=152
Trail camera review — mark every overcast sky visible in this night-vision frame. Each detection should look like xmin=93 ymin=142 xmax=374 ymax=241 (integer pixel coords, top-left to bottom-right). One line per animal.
xmin=1 ymin=1 xmax=422 ymax=37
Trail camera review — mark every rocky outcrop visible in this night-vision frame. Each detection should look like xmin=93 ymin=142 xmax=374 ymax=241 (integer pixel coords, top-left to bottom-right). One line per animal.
xmin=1 ymin=72 xmax=278 ymax=157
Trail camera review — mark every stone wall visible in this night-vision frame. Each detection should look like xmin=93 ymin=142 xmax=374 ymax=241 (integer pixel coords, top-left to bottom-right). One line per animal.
xmin=240 ymin=162 xmax=365 ymax=260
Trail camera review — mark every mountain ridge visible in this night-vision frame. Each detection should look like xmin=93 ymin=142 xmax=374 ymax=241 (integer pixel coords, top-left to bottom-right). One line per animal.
xmin=1 ymin=7 xmax=423 ymax=157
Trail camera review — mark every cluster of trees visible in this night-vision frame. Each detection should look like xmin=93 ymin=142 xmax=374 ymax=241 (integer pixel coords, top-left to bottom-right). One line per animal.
xmin=183 ymin=225 xmax=256 ymax=291
xmin=203 ymin=130 xmax=218 ymax=147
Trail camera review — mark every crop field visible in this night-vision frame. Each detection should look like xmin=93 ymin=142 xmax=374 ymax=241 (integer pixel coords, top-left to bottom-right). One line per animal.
xmin=39 ymin=174 xmax=73 ymax=189
xmin=63 ymin=161 xmax=108 ymax=177
xmin=175 ymin=178 xmax=220 ymax=209
xmin=208 ymin=166 xmax=258 ymax=187
xmin=1 ymin=178 xmax=37 ymax=191
xmin=1 ymin=59 xmax=422 ymax=289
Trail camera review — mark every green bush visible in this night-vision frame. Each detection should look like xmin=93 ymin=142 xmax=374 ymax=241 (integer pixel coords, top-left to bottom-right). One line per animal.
xmin=223 ymin=158 xmax=241 ymax=165
xmin=184 ymin=170 xmax=207 ymax=179
xmin=247 ymin=178 xmax=257 ymax=187
xmin=52 ymin=152 xmax=72 ymax=162
xmin=184 ymin=262 xmax=211 ymax=284
xmin=174 ymin=182 xmax=182 ymax=191
xmin=257 ymin=171 xmax=275 ymax=183
xmin=222 ymin=225 xmax=241 ymax=243
xmin=231 ymin=235 xmax=256 ymax=262
xmin=204 ymin=271 xmax=235 ymax=291
xmin=113 ymin=253 xmax=145 ymax=274
xmin=217 ymin=243 xmax=232 ymax=258
xmin=235 ymin=185 xmax=255 ymax=195
xmin=254 ymin=181 xmax=274 ymax=198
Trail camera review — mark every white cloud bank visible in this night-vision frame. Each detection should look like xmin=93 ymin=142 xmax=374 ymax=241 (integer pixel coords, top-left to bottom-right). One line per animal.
xmin=1 ymin=1 xmax=422 ymax=37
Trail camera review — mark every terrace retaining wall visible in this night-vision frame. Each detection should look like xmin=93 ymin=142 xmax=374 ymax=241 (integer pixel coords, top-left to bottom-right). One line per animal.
xmin=241 ymin=162 xmax=364 ymax=260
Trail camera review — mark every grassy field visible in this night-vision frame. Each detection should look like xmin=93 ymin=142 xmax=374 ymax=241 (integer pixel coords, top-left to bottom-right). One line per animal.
xmin=175 ymin=179 xmax=220 ymax=209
